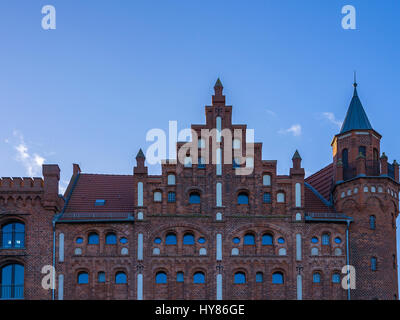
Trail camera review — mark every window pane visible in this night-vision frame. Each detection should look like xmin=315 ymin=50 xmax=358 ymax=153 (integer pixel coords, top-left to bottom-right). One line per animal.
xmin=154 ymin=192 xmax=162 ymax=202
xmin=167 ymin=174 xmax=175 ymax=185
xmin=262 ymin=234 xmax=273 ymax=245
xmin=244 ymin=234 xmax=255 ymax=245
xmin=98 ymin=272 xmax=106 ymax=283
xmin=156 ymin=272 xmax=167 ymax=284
xmin=168 ymin=192 xmax=176 ymax=203
xmin=272 ymin=272 xmax=284 ymax=284
xmin=189 ymin=193 xmax=201 ymax=204
xmin=332 ymin=273 xmax=340 ymax=283
xmin=263 ymin=192 xmax=271 ymax=204
xmin=165 ymin=233 xmax=177 ymax=245
xmin=106 ymin=233 xmax=117 ymax=245
xmin=313 ymin=273 xmax=321 ymax=283
xmin=115 ymin=272 xmax=127 ymax=284
xmin=78 ymin=272 xmax=89 ymax=284
xmin=234 ymin=272 xmax=246 ymax=284
xmin=88 ymin=233 xmax=99 ymax=244
xmin=263 ymin=175 xmax=271 ymax=186
xmin=193 ymin=272 xmax=205 ymax=284
xmin=256 ymin=272 xmax=263 ymax=283
xmin=237 ymin=193 xmax=249 ymax=205
xmin=183 ymin=234 xmax=195 ymax=245
xmin=322 ymin=234 xmax=330 ymax=245
xmin=277 ymin=193 xmax=285 ymax=203
xmin=177 ymin=272 xmax=184 ymax=282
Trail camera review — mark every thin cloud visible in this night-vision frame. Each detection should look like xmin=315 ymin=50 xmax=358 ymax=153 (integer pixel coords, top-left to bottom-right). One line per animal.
xmin=279 ymin=124 xmax=302 ymax=137
xmin=322 ymin=112 xmax=343 ymax=128
xmin=12 ymin=130 xmax=45 ymax=176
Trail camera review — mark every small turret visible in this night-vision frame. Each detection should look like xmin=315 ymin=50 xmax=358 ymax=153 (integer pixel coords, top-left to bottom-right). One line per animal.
xmin=134 ymin=149 xmax=148 ymax=175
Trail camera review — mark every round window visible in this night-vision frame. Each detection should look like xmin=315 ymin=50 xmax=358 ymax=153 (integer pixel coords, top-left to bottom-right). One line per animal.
xmin=198 ymin=237 xmax=206 ymax=244
xmin=76 ymin=237 xmax=83 ymax=244
xmin=233 ymin=237 xmax=240 ymax=244
xmin=311 ymin=237 xmax=319 ymax=244
xmin=154 ymin=237 xmax=162 ymax=244
xmin=277 ymin=237 xmax=285 ymax=244
xmin=334 ymin=237 xmax=342 ymax=244
xmin=120 ymin=237 xmax=128 ymax=244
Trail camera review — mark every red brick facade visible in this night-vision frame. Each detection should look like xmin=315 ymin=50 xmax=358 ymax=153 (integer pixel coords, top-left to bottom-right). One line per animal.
xmin=0 ymin=80 xmax=399 ymax=300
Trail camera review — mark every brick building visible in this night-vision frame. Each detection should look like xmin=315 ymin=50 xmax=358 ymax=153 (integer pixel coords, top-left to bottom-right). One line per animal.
xmin=0 ymin=79 xmax=399 ymax=300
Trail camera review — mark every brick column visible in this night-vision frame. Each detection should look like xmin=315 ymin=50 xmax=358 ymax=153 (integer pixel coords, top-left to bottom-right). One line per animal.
xmin=356 ymin=153 xmax=366 ymax=176
xmin=380 ymin=153 xmax=388 ymax=176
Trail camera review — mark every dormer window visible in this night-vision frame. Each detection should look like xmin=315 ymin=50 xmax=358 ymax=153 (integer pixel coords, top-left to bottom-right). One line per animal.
xmin=95 ymin=199 xmax=106 ymax=206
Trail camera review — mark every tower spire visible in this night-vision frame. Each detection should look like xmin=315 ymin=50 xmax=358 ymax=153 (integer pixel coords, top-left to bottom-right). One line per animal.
xmin=340 ymin=79 xmax=372 ymax=134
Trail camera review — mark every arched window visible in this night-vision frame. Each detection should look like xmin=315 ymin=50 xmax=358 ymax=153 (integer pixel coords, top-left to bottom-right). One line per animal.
xmin=371 ymin=257 xmax=377 ymax=271
xmin=322 ymin=233 xmax=330 ymax=245
xmin=277 ymin=192 xmax=285 ymax=203
xmin=183 ymin=233 xmax=195 ymax=245
xmin=165 ymin=233 xmax=177 ymax=245
xmin=359 ymin=146 xmax=366 ymax=157
xmin=105 ymin=233 xmax=117 ymax=245
xmin=97 ymin=272 xmax=106 ymax=283
xmin=77 ymin=272 xmax=89 ymax=284
xmin=311 ymin=237 xmax=319 ymax=244
xmin=342 ymin=149 xmax=349 ymax=168
xmin=88 ymin=232 xmax=99 ymax=245
xmin=193 ymin=272 xmax=205 ymax=284
xmin=1 ymin=222 xmax=25 ymax=249
xmin=168 ymin=192 xmax=176 ymax=203
xmin=313 ymin=272 xmax=321 ymax=283
xmin=244 ymin=233 xmax=255 ymax=245
xmin=272 ymin=272 xmax=284 ymax=284
xmin=332 ymin=273 xmax=341 ymax=283
xmin=237 ymin=192 xmax=249 ymax=205
xmin=115 ymin=272 xmax=127 ymax=284
xmin=167 ymin=174 xmax=176 ymax=185
xmin=176 ymin=272 xmax=184 ymax=283
xmin=0 ymin=263 xmax=24 ymax=299
xmin=234 ymin=272 xmax=246 ymax=284
xmin=153 ymin=191 xmax=162 ymax=202
xmin=189 ymin=192 xmax=201 ymax=204
xmin=262 ymin=234 xmax=273 ymax=245
xmin=370 ymin=215 xmax=376 ymax=230
xmin=263 ymin=174 xmax=271 ymax=186
xmin=256 ymin=272 xmax=263 ymax=283
xmin=76 ymin=237 xmax=83 ymax=244
xmin=263 ymin=192 xmax=271 ymax=204
xmin=155 ymin=272 xmax=167 ymax=284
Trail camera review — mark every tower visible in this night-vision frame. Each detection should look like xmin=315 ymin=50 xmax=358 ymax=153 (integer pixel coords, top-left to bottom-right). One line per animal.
xmin=331 ymin=81 xmax=400 ymax=299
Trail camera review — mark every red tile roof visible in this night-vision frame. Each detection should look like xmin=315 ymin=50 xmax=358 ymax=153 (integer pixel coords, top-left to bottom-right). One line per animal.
xmin=304 ymin=186 xmax=334 ymax=213
xmin=305 ymin=163 xmax=334 ymax=201
xmin=64 ymin=174 xmax=135 ymax=214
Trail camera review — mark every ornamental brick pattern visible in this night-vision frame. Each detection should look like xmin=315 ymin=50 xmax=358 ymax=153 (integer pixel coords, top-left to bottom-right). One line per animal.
xmin=0 ymin=80 xmax=399 ymax=300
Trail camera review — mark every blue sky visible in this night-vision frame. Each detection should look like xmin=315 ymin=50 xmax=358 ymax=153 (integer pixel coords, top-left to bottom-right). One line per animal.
xmin=0 ymin=0 xmax=400 ymax=290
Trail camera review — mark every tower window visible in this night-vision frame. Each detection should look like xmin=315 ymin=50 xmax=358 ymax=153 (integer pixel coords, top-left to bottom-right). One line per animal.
xmin=359 ymin=146 xmax=366 ymax=157
xmin=370 ymin=215 xmax=376 ymax=230
xmin=342 ymin=149 xmax=349 ymax=168
xmin=371 ymin=257 xmax=377 ymax=271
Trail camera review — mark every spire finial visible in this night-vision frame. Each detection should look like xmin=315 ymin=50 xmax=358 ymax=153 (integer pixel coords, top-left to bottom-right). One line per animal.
xmin=353 ymin=70 xmax=357 ymax=88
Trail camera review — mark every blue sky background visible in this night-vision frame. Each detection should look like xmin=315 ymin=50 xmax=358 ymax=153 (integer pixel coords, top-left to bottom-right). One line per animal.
xmin=0 ymin=0 xmax=399 ymax=292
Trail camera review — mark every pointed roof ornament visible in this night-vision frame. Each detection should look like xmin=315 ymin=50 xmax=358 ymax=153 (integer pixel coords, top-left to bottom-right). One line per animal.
xmin=340 ymin=79 xmax=373 ymax=134
xmin=136 ymin=148 xmax=145 ymax=159
xmin=292 ymin=150 xmax=302 ymax=160
xmin=214 ymin=78 xmax=223 ymax=88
